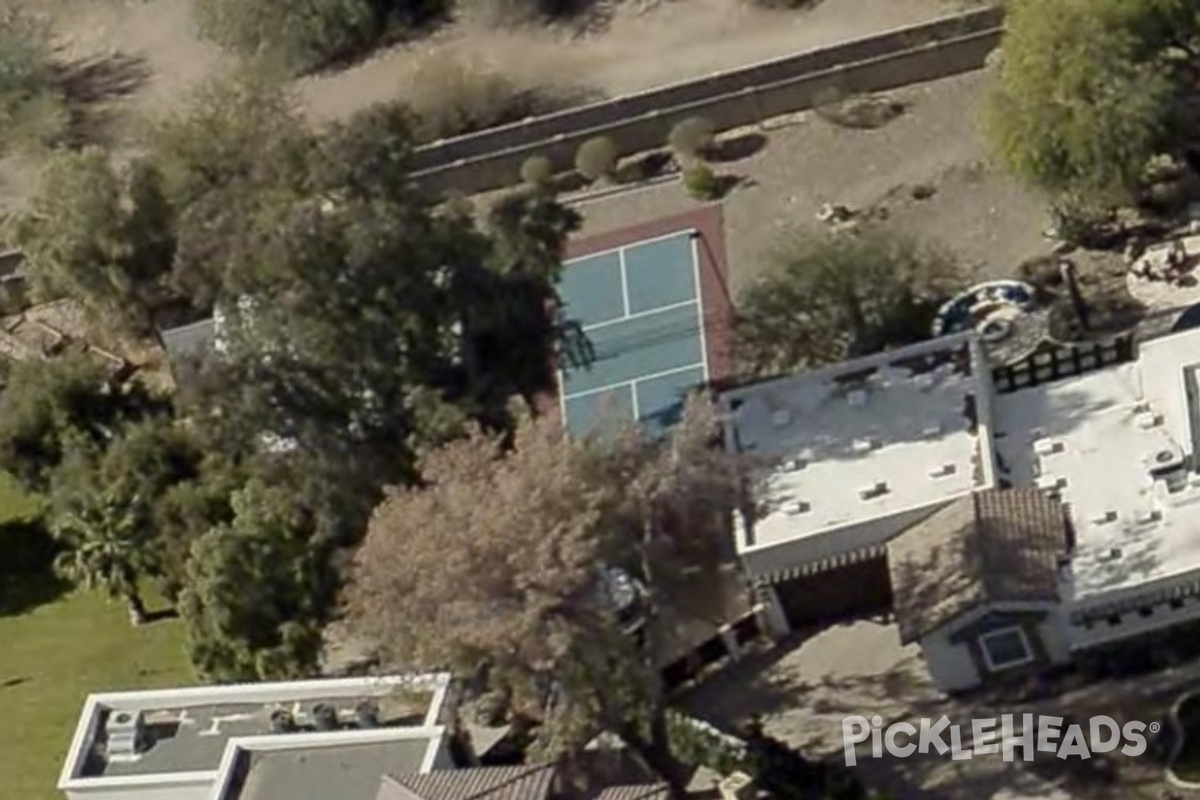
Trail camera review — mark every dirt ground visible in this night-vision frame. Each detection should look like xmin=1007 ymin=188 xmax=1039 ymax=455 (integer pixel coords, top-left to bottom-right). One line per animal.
xmin=682 ymin=620 xmax=1183 ymax=800
xmin=0 ymin=0 xmax=965 ymax=212
xmin=571 ymin=67 xmax=1053 ymax=296
xmin=37 ymin=0 xmax=962 ymax=120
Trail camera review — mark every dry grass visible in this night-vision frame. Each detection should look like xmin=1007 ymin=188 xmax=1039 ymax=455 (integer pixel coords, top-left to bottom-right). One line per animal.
xmin=407 ymin=52 xmax=594 ymax=142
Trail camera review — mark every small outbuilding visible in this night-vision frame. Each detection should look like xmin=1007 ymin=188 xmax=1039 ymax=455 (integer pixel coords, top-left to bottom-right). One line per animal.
xmin=888 ymin=488 xmax=1071 ymax=692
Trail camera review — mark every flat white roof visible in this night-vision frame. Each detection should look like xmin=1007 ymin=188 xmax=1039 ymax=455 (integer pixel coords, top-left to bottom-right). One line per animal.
xmin=993 ymin=328 xmax=1200 ymax=608
xmin=721 ymin=333 xmax=993 ymax=551
xmin=59 ymin=673 xmax=451 ymax=792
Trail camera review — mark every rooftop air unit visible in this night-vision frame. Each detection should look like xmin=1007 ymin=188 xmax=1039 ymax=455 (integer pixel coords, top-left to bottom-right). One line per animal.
xmin=1033 ymin=438 xmax=1063 ymax=457
xmin=770 ymin=409 xmax=791 ymax=428
xmin=269 ymin=708 xmax=296 ymax=734
xmin=104 ymin=710 xmax=145 ymax=760
xmin=847 ymin=389 xmax=869 ymax=407
xmin=1135 ymin=509 xmax=1163 ymax=525
xmin=928 ymin=463 xmax=957 ymax=478
xmin=786 ymin=500 xmax=811 ymax=515
xmin=1136 ymin=412 xmax=1163 ymax=430
xmin=355 ymin=701 xmax=380 ymax=729
xmin=851 ymin=437 xmax=877 ymax=454
xmin=859 ymin=481 xmax=889 ymax=500
xmin=311 ymin=703 xmax=339 ymax=732
xmin=1036 ymin=475 xmax=1067 ymax=491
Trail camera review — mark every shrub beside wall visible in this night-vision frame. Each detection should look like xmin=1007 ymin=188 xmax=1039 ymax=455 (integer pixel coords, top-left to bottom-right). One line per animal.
xmin=574 ymin=136 xmax=619 ymax=181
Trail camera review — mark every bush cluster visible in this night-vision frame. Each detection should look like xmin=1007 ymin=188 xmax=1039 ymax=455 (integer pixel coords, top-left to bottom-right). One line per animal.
xmin=668 ymin=116 xmax=715 ymax=161
xmin=683 ymin=164 xmax=720 ymax=200
xmin=408 ymin=55 xmax=583 ymax=142
xmin=0 ymin=10 xmax=69 ymax=152
xmin=574 ymin=136 xmax=619 ymax=181
xmin=192 ymin=0 xmax=440 ymax=73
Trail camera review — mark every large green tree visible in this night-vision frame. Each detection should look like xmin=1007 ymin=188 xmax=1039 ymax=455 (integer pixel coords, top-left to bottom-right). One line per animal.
xmin=985 ymin=0 xmax=1200 ymax=205
xmin=344 ymin=398 xmax=749 ymax=795
xmin=50 ymin=481 xmax=154 ymax=624
xmin=734 ymin=225 xmax=956 ymax=378
xmin=0 ymin=356 xmax=164 ymax=493
xmin=193 ymin=103 xmax=579 ymax=519
xmin=179 ymin=479 xmax=331 ymax=681
xmin=9 ymin=148 xmax=175 ymax=332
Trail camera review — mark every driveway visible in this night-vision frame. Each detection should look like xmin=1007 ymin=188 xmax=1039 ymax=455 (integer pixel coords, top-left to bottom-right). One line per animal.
xmin=682 ymin=619 xmax=1187 ymax=800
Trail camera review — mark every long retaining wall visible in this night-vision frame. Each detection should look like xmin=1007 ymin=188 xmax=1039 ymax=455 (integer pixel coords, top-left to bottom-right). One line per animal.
xmin=410 ymin=6 xmax=1005 ymax=195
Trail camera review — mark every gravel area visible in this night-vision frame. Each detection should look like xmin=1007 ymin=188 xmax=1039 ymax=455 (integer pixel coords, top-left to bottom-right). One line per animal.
xmin=572 ymin=69 xmax=1054 ymax=297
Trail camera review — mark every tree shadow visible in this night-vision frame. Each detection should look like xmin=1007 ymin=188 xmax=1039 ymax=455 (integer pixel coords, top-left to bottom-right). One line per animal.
xmin=0 ymin=517 xmax=70 ymax=617
xmin=143 ymin=607 xmax=180 ymax=624
xmin=706 ymin=133 xmax=767 ymax=165
xmin=53 ymin=51 xmax=152 ymax=146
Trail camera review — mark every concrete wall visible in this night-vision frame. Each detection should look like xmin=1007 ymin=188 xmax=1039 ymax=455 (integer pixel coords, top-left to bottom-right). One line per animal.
xmin=921 ymin=628 xmax=981 ymax=692
xmin=410 ymin=7 xmax=1004 ymax=195
xmin=740 ymin=501 xmax=946 ymax=581
xmin=921 ymin=603 xmax=1072 ymax=693
xmin=63 ymin=777 xmax=212 ymax=800
xmin=1069 ymin=591 xmax=1200 ymax=651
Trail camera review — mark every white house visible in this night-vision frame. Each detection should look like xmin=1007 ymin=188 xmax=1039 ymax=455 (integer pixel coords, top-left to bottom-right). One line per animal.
xmin=721 ymin=325 xmax=1200 ymax=691
xmin=57 ymin=673 xmax=453 ymax=800
xmin=718 ymin=333 xmax=999 ymax=628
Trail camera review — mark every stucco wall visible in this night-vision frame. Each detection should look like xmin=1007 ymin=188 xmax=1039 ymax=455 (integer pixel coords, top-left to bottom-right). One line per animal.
xmin=920 ymin=603 xmax=1072 ymax=693
xmin=410 ymin=8 xmax=1004 ymax=195
xmin=921 ymin=628 xmax=981 ymax=692
xmin=63 ymin=779 xmax=211 ymax=800
xmin=740 ymin=501 xmax=947 ymax=580
xmin=1069 ymin=592 xmax=1200 ymax=651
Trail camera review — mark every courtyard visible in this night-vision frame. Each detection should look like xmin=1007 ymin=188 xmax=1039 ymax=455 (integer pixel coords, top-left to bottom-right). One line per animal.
xmin=683 ymin=619 xmax=1195 ymax=800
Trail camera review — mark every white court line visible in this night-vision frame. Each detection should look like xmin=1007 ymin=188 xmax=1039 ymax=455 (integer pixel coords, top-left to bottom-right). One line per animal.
xmin=560 ymin=228 xmax=707 ymax=429
xmin=565 ymin=228 xmax=698 ymax=267
xmin=689 ymin=234 xmax=711 ymax=381
xmin=618 ymin=245 xmax=631 ymax=318
xmin=583 ymin=300 xmax=698 ymax=333
xmin=562 ymin=362 xmax=707 ymax=404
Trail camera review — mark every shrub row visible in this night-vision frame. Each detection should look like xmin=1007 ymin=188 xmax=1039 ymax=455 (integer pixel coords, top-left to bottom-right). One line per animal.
xmin=517 ymin=116 xmax=725 ymax=198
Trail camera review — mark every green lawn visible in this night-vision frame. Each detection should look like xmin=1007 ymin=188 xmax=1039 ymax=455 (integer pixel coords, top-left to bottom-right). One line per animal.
xmin=0 ymin=473 xmax=196 ymax=800
xmin=0 ymin=590 xmax=195 ymax=800
xmin=0 ymin=471 xmax=41 ymax=522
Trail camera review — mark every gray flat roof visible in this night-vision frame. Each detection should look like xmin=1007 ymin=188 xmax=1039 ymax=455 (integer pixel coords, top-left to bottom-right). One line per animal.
xmin=232 ymin=740 xmax=432 ymax=800
xmin=87 ymin=693 xmax=433 ymax=779
xmin=160 ymin=317 xmax=217 ymax=362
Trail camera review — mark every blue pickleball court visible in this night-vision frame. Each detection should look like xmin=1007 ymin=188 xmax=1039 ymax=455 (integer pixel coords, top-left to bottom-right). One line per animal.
xmin=558 ymin=230 xmax=709 ymax=436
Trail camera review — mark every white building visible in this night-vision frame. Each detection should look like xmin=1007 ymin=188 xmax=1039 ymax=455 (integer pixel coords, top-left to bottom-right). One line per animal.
xmin=58 ymin=673 xmax=453 ymax=800
xmin=721 ymin=326 xmax=1200 ymax=691
xmin=719 ymin=333 xmax=999 ymax=627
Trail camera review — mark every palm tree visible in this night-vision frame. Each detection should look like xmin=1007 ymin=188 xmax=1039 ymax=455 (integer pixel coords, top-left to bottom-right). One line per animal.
xmin=51 ymin=487 xmax=149 ymax=625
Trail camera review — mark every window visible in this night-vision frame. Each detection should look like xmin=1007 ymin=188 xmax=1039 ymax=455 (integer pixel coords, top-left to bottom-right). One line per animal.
xmin=979 ymin=626 xmax=1034 ymax=671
